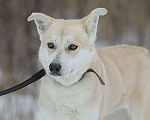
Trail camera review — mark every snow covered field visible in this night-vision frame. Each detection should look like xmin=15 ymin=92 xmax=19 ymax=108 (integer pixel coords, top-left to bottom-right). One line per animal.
xmin=0 ymin=94 xmax=39 ymax=120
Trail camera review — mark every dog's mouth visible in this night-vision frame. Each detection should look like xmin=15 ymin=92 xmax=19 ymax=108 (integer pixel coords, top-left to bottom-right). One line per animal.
xmin=49 ymin=72 xmax=62 ymax=77
xmin=48 ymin=69 xmax=74 ymax=77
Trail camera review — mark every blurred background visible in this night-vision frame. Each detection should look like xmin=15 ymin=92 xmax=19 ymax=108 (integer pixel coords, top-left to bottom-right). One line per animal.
xmin=0 ymin=0 xmax=150 ymax=120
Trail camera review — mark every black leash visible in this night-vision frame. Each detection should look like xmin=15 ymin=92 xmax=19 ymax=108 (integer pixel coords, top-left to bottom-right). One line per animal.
xmin=0 ymin=69 xmax=46 ymax=96
xmin=0 ymin=68 xmax=105 ymax=96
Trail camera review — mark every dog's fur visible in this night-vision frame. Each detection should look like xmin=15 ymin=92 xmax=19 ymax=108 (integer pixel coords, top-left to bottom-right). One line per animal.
xmin=28 ymin=8 xmax=150 ymax=120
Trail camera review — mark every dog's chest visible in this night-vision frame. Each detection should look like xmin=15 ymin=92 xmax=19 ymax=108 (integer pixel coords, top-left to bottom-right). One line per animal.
xmin=51 ymin=86 xmax=92 ymax=120
xmin=53 ymin=93 xmax=79 ymax=120
xmin=54 ymin=102 xmax=98 ymax=120
xmin=55 ymin=104 xmax=78 ymax=120
xmin=40 ymin=79 xmax=98 ymax=120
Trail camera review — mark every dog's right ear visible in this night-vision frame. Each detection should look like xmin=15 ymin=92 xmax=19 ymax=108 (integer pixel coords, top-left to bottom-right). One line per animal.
xmin=28 ymin=13 xmax=54 ymax=40
xmin=81 ymin=8 xmax=107 ymax=42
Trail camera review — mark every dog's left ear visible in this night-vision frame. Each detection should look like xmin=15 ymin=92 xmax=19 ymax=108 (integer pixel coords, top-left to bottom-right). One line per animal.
xmin=28 ymin=13 xmax=54 ymax=40
xmin=81 ymin=8 xmax=107 ymax=41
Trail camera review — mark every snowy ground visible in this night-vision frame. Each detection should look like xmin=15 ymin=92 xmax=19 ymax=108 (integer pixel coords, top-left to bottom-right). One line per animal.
xmin=0 ymin=94 xmax=39 ymax=120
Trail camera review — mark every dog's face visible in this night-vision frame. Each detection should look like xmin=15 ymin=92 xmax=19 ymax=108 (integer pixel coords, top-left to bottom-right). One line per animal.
xmin=28 ymin=8 xmax=107 ymax=86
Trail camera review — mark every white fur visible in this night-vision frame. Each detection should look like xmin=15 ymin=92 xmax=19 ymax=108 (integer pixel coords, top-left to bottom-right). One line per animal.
xmin=52 ymin=35 xmax=60 ymax=43
xmin=28 ymin=8 xmax=150 ymax=120
xmin=28 ymin=13 xmax=51 ymax=40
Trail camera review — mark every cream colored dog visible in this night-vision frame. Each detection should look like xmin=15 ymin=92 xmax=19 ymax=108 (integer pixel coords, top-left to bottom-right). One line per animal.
xmin=28 ymin=8 xmax=150 ymax=120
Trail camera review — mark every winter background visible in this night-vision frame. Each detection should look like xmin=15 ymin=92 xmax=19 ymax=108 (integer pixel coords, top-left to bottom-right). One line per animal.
xmin=0 ymin=0 xmax=150 ymax=120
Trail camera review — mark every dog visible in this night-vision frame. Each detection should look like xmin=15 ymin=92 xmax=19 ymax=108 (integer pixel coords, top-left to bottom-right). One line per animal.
xmin=28 ymin=8 xmax=150 ymax=120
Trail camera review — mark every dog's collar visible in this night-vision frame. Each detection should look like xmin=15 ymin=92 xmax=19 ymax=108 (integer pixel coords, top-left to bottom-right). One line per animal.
xmin=78 ymin=68 xmax=105 ymax=85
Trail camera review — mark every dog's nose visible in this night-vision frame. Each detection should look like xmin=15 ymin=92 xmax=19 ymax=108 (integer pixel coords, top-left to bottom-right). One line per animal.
xmin=49 ymin=63 xmax=62 ymax=75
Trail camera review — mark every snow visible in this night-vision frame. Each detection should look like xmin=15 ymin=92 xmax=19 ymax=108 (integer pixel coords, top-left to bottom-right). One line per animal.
xmin=0 ymin=94 xmax=39 ymax=120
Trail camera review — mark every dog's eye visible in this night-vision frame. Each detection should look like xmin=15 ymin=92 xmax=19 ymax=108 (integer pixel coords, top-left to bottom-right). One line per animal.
xmin=47 ymin=43 xmax=54 ymax=49
xmin=68 ymin=44 xmax=78 ymax=50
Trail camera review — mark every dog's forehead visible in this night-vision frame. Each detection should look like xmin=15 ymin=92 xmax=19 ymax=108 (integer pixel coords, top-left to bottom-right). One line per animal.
xmin=42 ymin=19 xmax=88 ymax=46
xmin=50 ymin=20 xmax=84 ymax=39
xmin=51 ymin=35 xmax=73 ymax=43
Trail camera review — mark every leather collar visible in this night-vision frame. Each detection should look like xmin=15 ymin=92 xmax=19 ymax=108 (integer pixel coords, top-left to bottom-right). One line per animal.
xmin=79 ymin=68 xmax=105 ymax=85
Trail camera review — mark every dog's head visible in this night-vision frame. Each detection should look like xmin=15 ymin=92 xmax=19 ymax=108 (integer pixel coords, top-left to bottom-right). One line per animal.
xmin=28 ymin=8 xmax=107 ymax=86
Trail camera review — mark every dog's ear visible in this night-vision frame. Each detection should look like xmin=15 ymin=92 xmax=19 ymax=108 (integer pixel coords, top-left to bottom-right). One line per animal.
xmin=81 ymin=8 xmax=107 ymax=41
xmin=28 ymin=13 xmax=54 ymax=40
